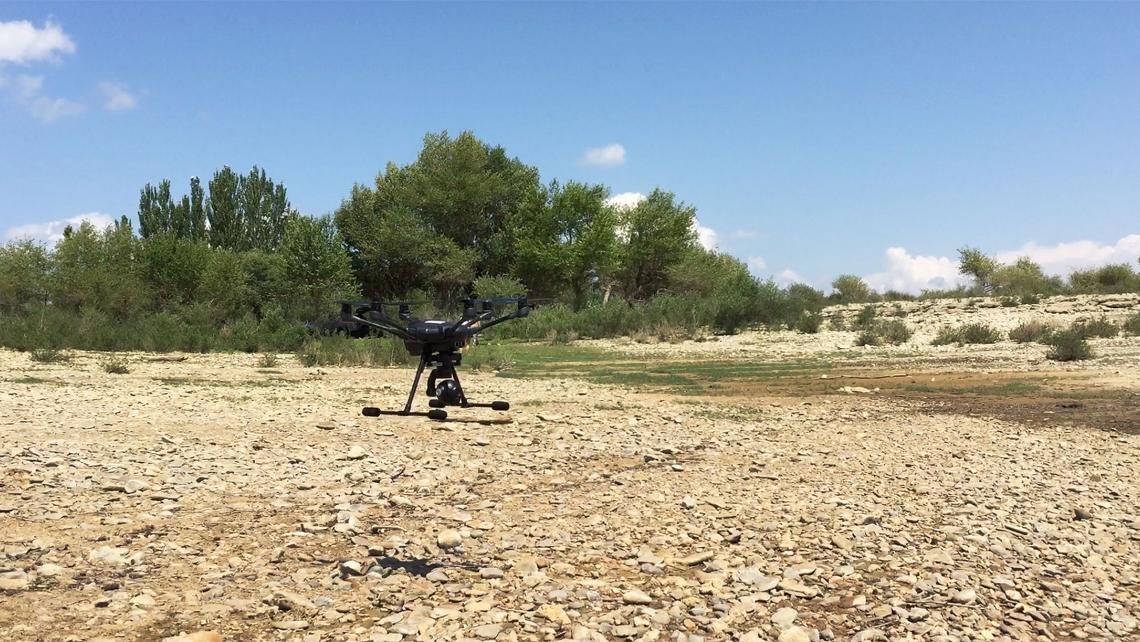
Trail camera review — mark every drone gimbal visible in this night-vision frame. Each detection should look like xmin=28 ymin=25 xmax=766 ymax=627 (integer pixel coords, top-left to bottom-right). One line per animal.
xmin=342 ymin=297 xmax=530 ymax=421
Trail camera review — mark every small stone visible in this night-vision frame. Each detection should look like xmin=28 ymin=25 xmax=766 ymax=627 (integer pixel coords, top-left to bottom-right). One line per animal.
xmin=677 ymin=551 xmax=713 ymax=566
xmin=479 ymin=567 xmax=504 ymax=579
xmin=778 ymin=626 xmax=811 ymax=642
xmin=952 ymin=588 xmax=977 ymax=604
xmin=124 ymin=479 xmax=150 ymax=494
xmin=473 ymin=436 xmax=491 ymax=446
xmin=623 ymin=589 xmax=653 ymax=604
xmin=437 ymin=529 xmax=462 ymax=549
xmin=472 ymin=623 xmax=503 ymax=639
xmin=340 ymin=560 xmax=364 ymax=576
xmin=426 ymin=568 xmax=449 ymax=583
xmin=346 ymin=445 xmax=368 ymax=460
xmin=161 ymin=633 xmax=222 ymax=642
xmin=680 ymin=496 xmax=697 ymax=509
xmin=273 ymin=620 xmax=310 ymax=630
xmin=0 ymin=570 xmax=29 ymax=591
xmin=771 ymin=606 xmax=798 ymax=628
xmin=316 ymin=423 xmax=336 ymax=430
xmin=1074 ymin=507 xmax=1093 ymax=520
xmin=88 ymin=546 xmax=128 ymax=566
xmin=131 ymin=594 xmax=157 ymax=609
xmin=538 ymin=603 xmax=570 ymax=625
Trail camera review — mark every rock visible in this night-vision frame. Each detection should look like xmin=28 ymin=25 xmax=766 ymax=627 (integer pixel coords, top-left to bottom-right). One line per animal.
xmin=677 ymin=551 xmax=713 ymax=566
xmin=0 ymin=570 xmax=29 ymax=591
xmin=479 ymin=567 xmax=504 ymax=579
xmin=952 ymin=588 xmax=977 ymax=604
xmin=680 ymin=496 xmax=697 ymax=509
xmin=124 ymin=479 xmax=150 ymax=493
xmin=346 ymin=445 xmax=368 ymax=460
xmin=426 ymin=568 xmax=449 ymax=583
xmin=273 ymin=590 xmax=317 ymax=613
xmin=472 ymin=623 xmax=503 ymax=639
xmin=473 ymin=436 xmax=491 ymax=446
xmin=340 ymin=560 xmax=365 ymax=576
xmin=273 ymin=620 xmax=310 ymax=630
xmin=131 ymin=594 xmax=157 ymax=609
xmin=437 ymin=529 xmax=462 ymax=549
xmin=316 ymin=423 xmax=336 ymax=430
xmin=777 ymin=626 xmax=812 ymax=642
xmin=538 ymin=603 xmax=570 ymax=625
xmin=623 ymin=589 xmax=653 ymax=604
xmin=88 ymin=546 xmax=128 ymax=566
xmin=1074 ymin=507 xmax=1093 ymax=520
xmin=161 ymin=633 xmax=222 ymax=642
xmin=37 ymin=563 xmax=64 ymax=577
xmin=771 ymin=606 xmax=798 ymax=628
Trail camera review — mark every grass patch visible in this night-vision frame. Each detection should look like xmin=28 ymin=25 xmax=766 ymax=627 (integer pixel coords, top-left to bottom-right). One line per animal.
xmin=295 ymin=336 xmax=412 ymax=367
xmin=1071 ymin=316 xmax=1119 ymax=339
xmin=1124 ymin=313 xmax=1140 ymax=336
xmin=855 ymin=319 xmax=912 ymax=347
xmin=257 ymin=353 xmax=279 ymax=368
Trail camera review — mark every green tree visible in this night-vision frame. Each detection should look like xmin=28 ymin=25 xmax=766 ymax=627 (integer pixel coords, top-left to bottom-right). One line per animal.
xmin=831 ymin=274 xmax=872 ymax=303
xmin=516 ymin=180 xmax=618 ymax=306
xmin=957 ymin=247 xmax=999 ymax=293
xmin=615 ymin=189 xmax=698 ymax=300
xmin=0 ymin=240 xmax=51 ymax=313
xmin=138 ymin=179 xmax=175 ymax=239
xmin=207 ymin=166 xmax=242 ymax=249
xmin=280 ymin=215 xmax=356 ymax=318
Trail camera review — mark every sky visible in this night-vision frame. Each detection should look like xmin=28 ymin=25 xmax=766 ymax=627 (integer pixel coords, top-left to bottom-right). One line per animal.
xmin=2 ymin=2 xmax=1138 ymax=293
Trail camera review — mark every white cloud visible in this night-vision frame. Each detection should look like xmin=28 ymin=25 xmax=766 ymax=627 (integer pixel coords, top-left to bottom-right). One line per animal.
xmin=0 ymin=20 xmax=76 ymax=65
xmin=732 ymin=229 xmax=758 ymax=240
xmin=5 ymin=212 xmax=115 ymax=245
xmin=995 ymin=234 xmax=1140 ymax=275
xmin=774 ymin=268 xmax=804 ymax=286
xmin=694 ymin=219 xmax=718 ymax=251
xmin=0 ymin=73 xmax=83 ymax=121
xmin=864 ymin=247 xmax=968 ymax=294
xmin=582 ymin=143 xmax=626 ymax=167
xmin=605 ymin=192 xmax=645 ymax=211
xmin=99 ymin=81 xmax=137 ymax=111
xmin=747 ymin=256 xmax=766 ymax=271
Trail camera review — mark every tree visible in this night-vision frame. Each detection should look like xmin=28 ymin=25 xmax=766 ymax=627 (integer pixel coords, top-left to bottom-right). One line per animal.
xmin=280 ymin=215 xmax=356 ymax=318
xmin=957 ymin=247 xmax=999 ymax=293
xmin=615 ymin=189 xmax=698 ymax=300
xmin=831 ymin=274 xmax=872 ymax=303
xmin=0 ymin=240 xmax=51 ymax=314
xmin=515 ymin=180 xmax=618 ymax=306
xmin=138 ymin=179 xmax=175 ymax=239
xmin=207 ymin=167 xmax=242 ymax=250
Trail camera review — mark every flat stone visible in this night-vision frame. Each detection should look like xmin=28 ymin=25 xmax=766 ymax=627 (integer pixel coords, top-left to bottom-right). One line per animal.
xmin=623 ymin=589 xmax=653 ymax=604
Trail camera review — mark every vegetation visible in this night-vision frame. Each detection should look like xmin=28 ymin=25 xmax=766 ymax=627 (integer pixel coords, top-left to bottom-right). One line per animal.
xmin=0 ymin=130 xmax=1137 ymax=356
xmin=1071 ymin=316 xmax=1120 ymax=339
xmin=855 ymin=319 xmax=912 ymax=346
xmin=1044 ymin=330 xmax=1094 ymax=362
xmin=931 ymin=323 xmax=1003 ymax=346
xmin=1125 ymin=313 xmax=1140 ymax=336
xmin=1009 ymin=321 xmax=1053 ymax=344
xmin=100 ymin=356 xmax=131 ymax=374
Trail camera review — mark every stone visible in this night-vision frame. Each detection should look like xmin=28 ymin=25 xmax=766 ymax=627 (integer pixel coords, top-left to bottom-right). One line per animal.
xmin=623 ymin=589 xmax=653 ymax=604
xmin=472 ymin=623 xmax=503 ymax=639
xmin=88 ymin=546 xmax=128 ymax=566
xmin=771 ymin=606 xmax=798 ymax=628
xmin=346 ymin=445 xmax=368 ymax=460
xmin=538 ymin=603 xmax=570 ymax=625
xmin=161 ymin=633 xmax=222 ymax=642
xmin=437 ymin=529 xmax=462 ymax=549
xmin=952 ymin=588 xmax=977 ymax=604
xmin=777 ymin=626 xmax=812 ymax=642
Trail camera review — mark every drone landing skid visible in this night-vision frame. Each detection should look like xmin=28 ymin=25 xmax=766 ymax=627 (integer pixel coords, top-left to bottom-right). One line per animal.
xmin=362 ymin=350 xmax=510 ymax=422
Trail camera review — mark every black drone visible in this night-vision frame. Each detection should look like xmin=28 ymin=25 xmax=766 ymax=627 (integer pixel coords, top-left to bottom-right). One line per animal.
xmin=336 ymin=297 xmax=531 ymax=421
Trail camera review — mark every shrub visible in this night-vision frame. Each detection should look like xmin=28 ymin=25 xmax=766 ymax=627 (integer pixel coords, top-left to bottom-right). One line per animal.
xmin=794 ymin=313 xmax=822 ymax=334
xmin=854 ymin=305 xmax=877 ymax=329
xmin=257 ymin=352 xmax=279 ymax=368
xmin=100 ymin=357 xmax=131 ymax=374
xmin=473 ymin=275 xmax=527 ymax=300
xmin=855 ymin=319 xmax=911 ymax=347
xmin=1071 ymin=317 xmax=1119 ymax=339
xmin=29 ymin=348 xmax=72 ymax=364
xmin=295 ymin=336 xmax=411 ymax=367
xmin=1009 ymin=321 xmax=1052 ymax=344
xmin=999 ymin=297 xmax=1019 ymax=308
xmin=1045 ymin=330 xmax=1093 ymax=361
xmin=1124 ymin=313 xmax=1140 ymax=336
xmin=1020 ymin=293 xmax=1040 ymax=305
xmin=828 ymin=315 xmax=848 ymax=331
xmin=932 ymin=323 xmax=1002 ymax=346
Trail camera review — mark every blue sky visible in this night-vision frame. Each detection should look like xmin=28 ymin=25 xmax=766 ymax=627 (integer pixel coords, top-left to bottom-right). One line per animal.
xmin=2 ymin=2 xmax=1138 ymax=292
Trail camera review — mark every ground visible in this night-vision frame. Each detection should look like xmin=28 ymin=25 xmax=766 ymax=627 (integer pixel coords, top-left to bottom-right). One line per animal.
xmin=1 ymin=314 xmax=1138 ymax=642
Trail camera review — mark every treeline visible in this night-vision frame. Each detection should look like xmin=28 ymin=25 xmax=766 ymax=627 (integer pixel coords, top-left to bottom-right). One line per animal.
xmin=1 ymin=130 xmax=1137 ymax=353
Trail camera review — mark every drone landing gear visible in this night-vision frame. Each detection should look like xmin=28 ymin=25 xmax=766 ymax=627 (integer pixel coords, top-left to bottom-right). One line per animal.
xmin=362 ymin=351 xmax=510 ymax=421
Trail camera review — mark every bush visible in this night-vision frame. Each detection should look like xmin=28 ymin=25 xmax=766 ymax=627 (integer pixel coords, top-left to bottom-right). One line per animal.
xmin=257 ymin=352 xmax=279 ymax=368
xmin=1009 ymin=321 xmax=1053 ymax=344
xmin=29 ymin=348 xmax=72 ymax=364
xmin=854 ymin=305 xmax=877 ymax=329
xmin=828 ymin=315 xmax=847 ymax=331
xmin=1045 ymin=330 xmax=1093 ymax=361
xmin=932 ymin=323 xmax=1003 ymax=346
xmin=1071 ymin=317 xmax=1119 ymax=339
xmin=1020 ymin=293 xmax=1040 ymax=305
xmin=1124 ymin=313 xmax=1140 ymax=336
xmin=855 ymin=319 xmax=911 ymax=347
xmin=100 ymin=357 xmax=131 ymax=374
xmin=999 ymin=297 xmax=1019 ymax=308
xmin=794 ymin=313 xmax=822 ymax=334
xmin=295 ymin=336 xmax=411 ymax=367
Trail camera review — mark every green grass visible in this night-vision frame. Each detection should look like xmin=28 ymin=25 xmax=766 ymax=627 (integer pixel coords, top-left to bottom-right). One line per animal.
xmin=100 ymin=357 xmax=131 ymax=374
xmin=932 ymin=323 xmax=1003 ymax=346
xmin=28 ymin=348 xmax=73 ymax=364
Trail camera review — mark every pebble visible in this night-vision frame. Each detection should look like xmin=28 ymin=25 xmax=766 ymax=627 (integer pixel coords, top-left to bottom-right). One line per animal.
xmin=623 ymin=589 xmax=653 ymax=604
xmin=437 ymin=529 xmax=463 ymax=549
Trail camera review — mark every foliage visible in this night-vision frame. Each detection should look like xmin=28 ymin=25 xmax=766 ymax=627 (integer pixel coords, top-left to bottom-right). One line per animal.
xmin=1124 ymin=313 xmax=1140 ymax=336
xmin=1045 ymin=330 xmax=1093 ymax=362
xmin=932 ymin=323 xmax=1003 ymax=346
xmin=957 ymin=247 xmax=1000 ymax=293
xmin=472 ymin=275 xmax=528 ymax=300
xmin=295 ymin=336 xmax=412 ymax=367
xmin=1009 ymin=321 xmax=1053 ymax=344
xmin=100 ymin=356 xmax=131 ymax=374
xmin=1071 ymin=316 xmax=1119 ymax=339
xmin=614 ymin=189 xmax=698 ymax=300
xmin=831 ymin=275 xmax=872 ymax=304
xmin=257 ymin=353 xmax=279 ymax=368
xmin=854 ymin=304 xmax=877 ymax=329
xmin=29 ymin=348 xmax=73 ymax=364
xmin=855 ymin=319 xmax=912 ymax=346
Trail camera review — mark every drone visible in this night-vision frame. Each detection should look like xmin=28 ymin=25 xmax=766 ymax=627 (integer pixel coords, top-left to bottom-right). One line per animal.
xmin=336 ymin=297 xmax=531 ymax=421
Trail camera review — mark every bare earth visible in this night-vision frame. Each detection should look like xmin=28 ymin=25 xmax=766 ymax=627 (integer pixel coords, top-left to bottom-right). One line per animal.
xmin=2 ymin=304 xmax=1138 ymax=642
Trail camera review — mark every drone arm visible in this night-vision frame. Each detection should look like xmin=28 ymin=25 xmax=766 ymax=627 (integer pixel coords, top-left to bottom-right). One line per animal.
xmin=466 ymin=307 xmax=530 ymax=334
xmin=350 ymin=314 xmax=416 ymax=341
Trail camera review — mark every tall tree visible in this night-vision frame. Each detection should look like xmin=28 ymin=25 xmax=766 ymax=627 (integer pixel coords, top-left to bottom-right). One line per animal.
xmin=615 ymin=189 xmax=698 ymax=300
xmin=207 ymin=166 xmax=242 ymax=250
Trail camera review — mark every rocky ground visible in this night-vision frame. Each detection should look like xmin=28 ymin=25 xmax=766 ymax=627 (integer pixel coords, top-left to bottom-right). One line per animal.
xmin=1 ymin=301 xmax=1138 ymax=642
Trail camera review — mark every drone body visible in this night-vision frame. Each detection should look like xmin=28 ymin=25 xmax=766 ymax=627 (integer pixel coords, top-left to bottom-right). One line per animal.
xmin=338 ymin=297 xmax=530 ymax=420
